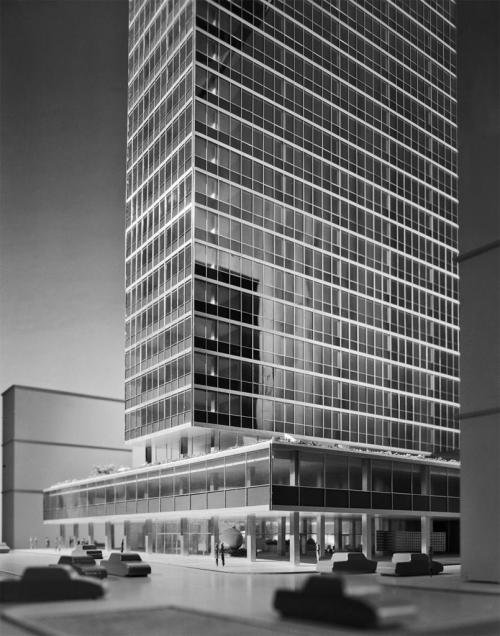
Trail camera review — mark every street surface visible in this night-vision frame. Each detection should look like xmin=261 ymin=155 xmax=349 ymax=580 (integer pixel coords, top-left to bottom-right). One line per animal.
xmin=0 ymin=550 xmax=499 ymax=636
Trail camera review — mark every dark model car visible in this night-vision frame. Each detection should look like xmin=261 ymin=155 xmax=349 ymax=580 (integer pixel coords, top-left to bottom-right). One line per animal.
xmin=73 ymin=544 xmax=103 ymax=560
xmin=51 ymin=555 xmax=108 ymax=578
xmin=274 ymin=575 xmax=415 ymax=629
xmin=378 ymin=553 xmax=444 ymax=576
xmin=101 ymin=552 xmax=151 ymax=577
xmin=0 ymin=566 xmax=105 ymax=603
xmin=317 ymin=552 xmax=378 ymax=574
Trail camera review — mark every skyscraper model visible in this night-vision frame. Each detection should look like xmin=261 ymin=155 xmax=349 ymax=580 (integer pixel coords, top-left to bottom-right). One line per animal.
xmin=45 ymin=0 xmax=460 ymax=560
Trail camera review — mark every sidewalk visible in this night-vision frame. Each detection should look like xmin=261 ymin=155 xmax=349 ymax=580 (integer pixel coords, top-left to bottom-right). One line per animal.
xmin=12 ymin=548 xmax=317 ymax=575
xmin=2 ymin=550 xmax=500 ymax=636
xmin=137 ymin=551 xmax=318 ymax=574
xmin=141 ymin=553 xmax=500 ymax=595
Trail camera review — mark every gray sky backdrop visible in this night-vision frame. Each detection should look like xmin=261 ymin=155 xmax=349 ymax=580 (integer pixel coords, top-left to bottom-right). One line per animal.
xmin=1 ymin=0 xmax=128 ymax=399
xmin=0 ymin=0 xmax=498 ymax=403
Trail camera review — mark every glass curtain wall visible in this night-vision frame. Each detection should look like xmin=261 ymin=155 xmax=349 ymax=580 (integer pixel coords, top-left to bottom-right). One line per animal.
xmin=192 ymin=0 xmax=459 ymax=454
xmin=125 ymin=0 xmax=195 ymax=440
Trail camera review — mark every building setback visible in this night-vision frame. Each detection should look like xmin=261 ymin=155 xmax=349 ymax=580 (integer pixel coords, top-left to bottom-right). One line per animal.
xmin=44 ymin=0 xmax=460 ymax=559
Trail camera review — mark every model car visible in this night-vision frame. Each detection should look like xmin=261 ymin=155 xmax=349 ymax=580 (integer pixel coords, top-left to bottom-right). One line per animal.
xmin=378 ymin=552 xmax=444 ymax=576
xmin=317 ymin=552 xmax=378 ymax=574
xmin=50 ymin=555 xmax=107 ymax=578
xmin=0 ymin=566 xmax=105 ymax=603
xmin=72 ymin=544 xmax=103 ymax=559
xmin=274 ymin=575 xmax=415 ymax=629
xmin=101 ymin=552 xmax=151 ymax=577
xmin=0 ymin=541 xmax=10 ymax=553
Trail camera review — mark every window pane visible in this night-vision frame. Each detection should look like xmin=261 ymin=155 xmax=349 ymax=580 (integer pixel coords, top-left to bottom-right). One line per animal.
xmin=206 ymin=458 xmax=225 ymax=490
xmin=349 ymin=458 xmax=363 ymax=490
xmin=392 ymin=463 xmax=412 ymax=493
xmin=190 ymin=463 xmax=207 ymax=493
xmin=412 ymin=466 xmax=425 ymax=494
xmin=430 ymin=468 xmax=447 ymax=496
xmin=225 ymin=458 xmax=245 ymax=488
xmin=372 ymin=460 xmax=392 ymax=492
xmin=247 ymin=451 xmax=269 ymax=486
xmin=325 ymin=455 xmax=348 ymax=489
xmin=137 ymin=479 xmax=147 ymax=500
xmin=272 ymin=449 xmax=295 ymax=485
xmin=174 ymin=468 xmax=189 ymax=495
xmin=126 ymin=481 xmax=137 ymax=501
xmin=448 ymin=473 xmax=460 ymax=497
xmin=148 ymin=474 xmax=160 ymax=498
xmin=299 ymin=452 xmax=324 ymax=487
xmin=160 ymin=472 xmax=174 ymax=497
xmin=115 ymin=482 xmax=126 ymax=502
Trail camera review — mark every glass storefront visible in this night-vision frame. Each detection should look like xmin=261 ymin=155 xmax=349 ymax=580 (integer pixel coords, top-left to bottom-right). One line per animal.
xmin=45 ymin=442 xmax=459 ymax=526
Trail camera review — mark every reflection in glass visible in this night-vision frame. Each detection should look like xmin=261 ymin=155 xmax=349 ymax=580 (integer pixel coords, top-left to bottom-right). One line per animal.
xmin=325 ymin=455 xmax=348 ymax=489
xmin=299 ymin=453 xmax=324 ymax=488
xmin=206 ymin=458 xmax=225 ymax=491
xmin=247 ymin=450 xmax=269 ymax=486
xmin=371 ymin=460 xmax=392 ymax=492
xmin=272 ymin=449 xmax=295 ymax=485
xmin=225 ymin=458 xmax=245 ymax=488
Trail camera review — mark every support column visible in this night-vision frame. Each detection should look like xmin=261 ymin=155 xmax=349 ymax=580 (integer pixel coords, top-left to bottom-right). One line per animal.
xmin=104 ymin=522 xmax=113 ymax=551
xmin=362 ymin=459 xmax=370 ymax=491
xmin=144 ymin=519 xmax=153 ymax=553
xmin=421 ymin=465 xmax=430 ymax=495
xmin=349 ymin=519 xmax=356 ymax=550
xmin=123 ymin=521 xmax=130 ymax=551
xmin=260 ymin=519 xmax=267 ymax=545
xmin=316 ymin=515 xmax=325 ymax=560
xmin=421 ymin=516 xmax=432 ymax=555
xmin=335 ymin=517 xmax=343 ymax=551
xmin=210 ymin=516 xmax=220 ymax=556
xmin=374 ymin=517 xmax=383 ymax=556
xmin=277 ymin=516 xmax=287 ymax=556
xmin=180 ymin=518 xmax=189 ymax=555
xmin=246 ymin=514 xmax=257 ymax=561
xmin=289 ymin=512 xmax=300 ymax=565
xmin=300 ymin=516 xmax=308 ymax=554
xmin=361 ymin=513 xmax=374 ymax=559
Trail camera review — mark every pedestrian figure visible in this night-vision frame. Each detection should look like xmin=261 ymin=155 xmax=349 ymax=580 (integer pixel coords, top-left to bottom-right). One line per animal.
xmin=121 ymin=538 xmax=125 ymax=553
xmin=34 ymin=537 xmax=38 ymax=549
xmin=428 ymin=547 xmax=434 ymax=577
xmin=220 ymin=542 xmax=225 ymax=567
xmin=214 ymin=542 xmax=219 ymax=566
xmin=316 ymin=543 xmax=321 ymax=562
xmin=45 ymin=537 xmax=50 ymax=549
xmin=29 ymin=536 xmax=33 ymax=550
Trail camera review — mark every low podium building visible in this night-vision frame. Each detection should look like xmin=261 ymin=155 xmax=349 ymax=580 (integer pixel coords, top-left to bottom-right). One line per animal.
xmin=44 ymin=437 xmax=459 ymax=559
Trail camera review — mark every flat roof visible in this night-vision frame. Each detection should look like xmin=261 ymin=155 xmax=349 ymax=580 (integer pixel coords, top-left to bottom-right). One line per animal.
xmin=2 ymin=384 xmax=123 ymax=404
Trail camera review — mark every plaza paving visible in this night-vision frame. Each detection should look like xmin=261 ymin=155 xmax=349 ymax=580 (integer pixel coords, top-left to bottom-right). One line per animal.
xmin=0 ymin=549 xmax=499 ymax=636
